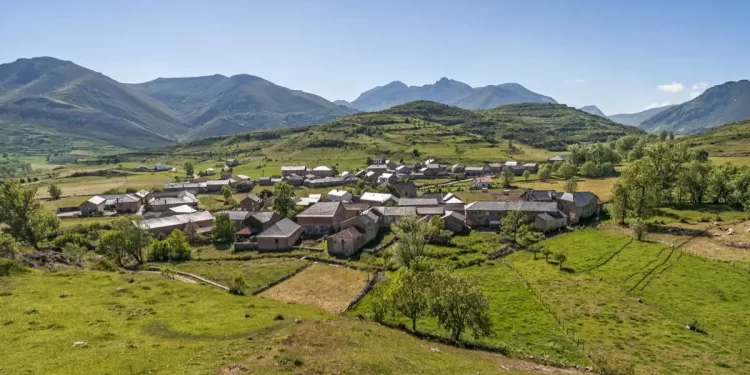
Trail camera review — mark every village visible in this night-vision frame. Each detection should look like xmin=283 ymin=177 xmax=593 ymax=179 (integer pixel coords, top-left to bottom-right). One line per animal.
xmin=68 ymin=154 xmax=600 ymax=258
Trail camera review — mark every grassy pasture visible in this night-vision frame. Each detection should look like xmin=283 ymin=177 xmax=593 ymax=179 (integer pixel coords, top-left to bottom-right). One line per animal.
xmin=261 ymin=263 xmax=370 ymax=313
xmin=172 ymin=259 xmax=308 ymax=291
xmin=525 ymin=230 xmax=750 ymax=373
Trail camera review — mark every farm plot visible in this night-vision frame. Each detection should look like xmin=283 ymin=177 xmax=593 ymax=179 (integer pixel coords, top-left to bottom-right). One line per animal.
xmin=173 ymin=259 xmax=308 ymax=292
xmin=261 ymin=263 xmax=370 ymax=313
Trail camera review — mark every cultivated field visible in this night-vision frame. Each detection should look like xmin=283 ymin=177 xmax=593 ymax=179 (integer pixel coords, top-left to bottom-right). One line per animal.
xmin=261 ymin=263 xmax=370 ymax=312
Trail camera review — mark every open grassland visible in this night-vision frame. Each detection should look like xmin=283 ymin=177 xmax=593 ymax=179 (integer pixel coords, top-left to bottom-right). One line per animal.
xmin=0 ymin=270 xmax=328 ymax=375
xmin=0 ymin=269 xmax=582 ymax=375
xmin=261 ymin=263 xmax=370 ymax=313
xmin=516 ymin=177 xmax=618 ymax=201
xmin=522 ymin=229 xmax=750 ymax=374
xmin=351 ymin=261 xmax=590 ymax=366
xmin=58 ymin=216 xmax=116 ymax=230
xmin=172 ymin=259 xmax=308 ymax=291
xmin=33 ymin=172 xmax=178 ymax=199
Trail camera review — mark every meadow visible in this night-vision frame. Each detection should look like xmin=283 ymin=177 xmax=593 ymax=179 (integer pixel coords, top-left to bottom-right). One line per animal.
xmin=172 ymin=258 xmax=309 ymax=291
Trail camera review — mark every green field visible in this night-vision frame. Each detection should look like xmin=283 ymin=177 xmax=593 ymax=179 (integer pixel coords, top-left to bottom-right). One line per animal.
xmin=518 ymin=230 xmax=750 ymax=374
xmin=172 ymin=258 xmax=308 ymax=291
xmin=0 ymin=269 xmax=583 ymax=375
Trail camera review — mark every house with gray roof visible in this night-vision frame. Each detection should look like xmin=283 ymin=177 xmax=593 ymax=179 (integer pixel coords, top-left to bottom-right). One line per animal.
xmin=464 ymin=201 xmax=559 ymax=229
xmin=328 ymin=209 xmax=382 ymax=257
xmin=398 ymin=198 xmax=439 ymax=207
xmin=296 ymin=202 xmax=346 ymax=236
xmin=114 ymin=194 xmax=142 ymax=213
xmin=217 ymin=210 xmax=252 ymax=230
xmin=371 ymin=206 xmax=418 ymax=228
xmin=256 ymin=218 xmax=303 ymax=251
xmin=240 ymin=194 xmax=263 ymax=211
xmin=141 ymin=211 xmax=214 ymax=236
xmin=535 ymin=210 xmax=568 ymax=232
xmin=441 ymin=211 xmax=466 ymax=233
xmin=556 ymin=192 xmax=600 ymax=223
xmin=281 ymin=166 xmax=306 ymax=177
xmin=464 ymin=166 xmax=486 ymax=176
xmin=80 ymin=196 xmax=106 ymax=217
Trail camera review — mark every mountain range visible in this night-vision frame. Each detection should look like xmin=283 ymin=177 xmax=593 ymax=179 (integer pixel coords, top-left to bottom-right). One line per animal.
xmin=0 ymin=57 xmax=356 ymax=150
xmin=639 ymin=80 xmax=750 ymax=134
xmin=608 ymin=106 xmax=675 ymax=126
xmin=347 ymin=78 xmax=556 ymax=112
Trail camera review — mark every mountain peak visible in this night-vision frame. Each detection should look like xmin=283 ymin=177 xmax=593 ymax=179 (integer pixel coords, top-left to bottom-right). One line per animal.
xmin=579 ymin=105 xmax=606 ymax=117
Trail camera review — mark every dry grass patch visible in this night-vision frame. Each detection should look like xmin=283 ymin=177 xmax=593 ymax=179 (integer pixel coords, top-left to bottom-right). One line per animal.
xmin=261 ymin=263 xmax=369 ymax=313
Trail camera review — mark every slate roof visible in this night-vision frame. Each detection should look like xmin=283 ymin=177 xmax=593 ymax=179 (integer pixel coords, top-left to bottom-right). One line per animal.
xmin=442 ymin=210 xmax=466 ymax=222
xmin=329 ymin=226 xmax=362 ymax=240
xmin=537 ymin=210 xmax=567 ymax=221
xmin=398 ymin=198 xmax=439 ymax=207
xmin=329 ymin=189 xmax=350 ymax=197
xmin=86 ymin=196 xmax=106 ymax=205
xmin=149 ymin=195 xmax=198 ymax=206
xmin=557 ymin=192 xmax=597 ymax=207
xmin=297 ymin=202 xmax=342 ymax=218
xmin=243 ymin=194 xmax=262 ymax=203
xmin=163 ymin=182 xmax=206 ymax=190
xmin=257 ymin=218 xmax=300 ymax=238
xmin=377 ymin=206 xmax=417 ymax=216
xmin=360 ymin=192 xmax=394 ymax=204
xmin=465 ymin=201 xmax=558 ymax=212
xmin=465 ymin=166 xmax=485 ymax=172
xmin=249 ymin=211 xmax=279 ymax=224
xmin=368 ymin=164 xmax=388 ymax=170
xmin=548 ymin=155 xmax=566 ymax=161
xmin=141 ymin=211 xmax=213 ymax=230
xmin=116 ymin=194 xmax=140 ymax=203
xmin=527 ymin=190 xmax=558 ymax=201
xmin=505 ymin=161 xmax=518 ymax=166
xmin=417 ymin=207 xmax=444 ymax=216
xmin=218 ymin=210 xmax=251 ymax=221
xmin=313 ymin=166 xmax=333 ymax=171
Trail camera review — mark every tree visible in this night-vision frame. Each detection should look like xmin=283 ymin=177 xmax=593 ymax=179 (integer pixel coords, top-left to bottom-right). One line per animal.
xmin=610 ymin=181 xmax=629 ymax=225
xmin=501 ymin=167 xmax=514 ymax=188
xmin=222 ymin=185 xmax=235 ymax=201
xmin=150 ymin=229 xmax=192 ymax=262
xmin=554 ymin=252 xmax=567 ymax=268
xmin=579 ymin=161 xmax=598 ymax=177
xmin=391 ymin=266 xmax=431 ymax=331
xmin=630 ymin=219 xmax=648 ymax=241
xmin=668 ymin=131 xmax=675 ymax=141
xmin=183 ymin=221 xmax=199 ymax=244
xmin=99 ymin=217 xmax=151 ymax=266
xmin=213 ymin=213 xmax=236 ymax=243
xmin=273 ymin=181 xmax=297 ymax=219
xmin=563 ymin=178 xmax=578 ymax=193
xmin=425 ymin=215 xmax=444 ymax=240
xmin=390 ymin=216 xmax=426 ymax=268
xmin=658 ymin=130 xmax=668 ymax=142
xmin=48 ymin=184 xmax=62 ymax=200
xmin=412 ymin=149 xmax=420 ymax=157
xmin=53 ymin=233 xmax=89 ymax=249
xmin=538 ymin=164 xmax=552 ymax=182
xmin=0 ymin=233 xmax=19 ymax=259
xmin=63 ymin=243 xmax=87 ymax=266
xmin=542 ymin=248 xmax=552 ymax=262
xmin=431 ymin=273 xmax=492 ymax=341
xmin=184 ymin=161 xmax=194 ymax=176
xmin=0 ymin=181 xmax=60 ymax=249
xmin=529 ymin=243 xmax=541 ymax=260
xmin=500 ymin=210 xmax=528 ymax=245
xmin=558 ymin=163 xmax=577 ymax=180
xmin=522 ymin=169 xmax=531 ymax=182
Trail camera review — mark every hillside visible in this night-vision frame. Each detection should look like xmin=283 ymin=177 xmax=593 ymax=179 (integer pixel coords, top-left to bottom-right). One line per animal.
xmin=132 ymin=75 xmax=358 ymax=138
xmin=640 ymin=80 xmax=750 ymax=133
xmin=678 ymin=119 xmax=750 ymax=156
xmin=0 ymin=57 xmax=184 ymax=149
xmin=579 ymin=105 xmax=606 ymax=117
xmin=156 ymin=101 xmax=644 ymax=170
xmin=0 ymin=57 xmax=358 ymax=153
xmin=608 ymin=105 xmax=674 ymax=126
xmin=349 ymin=78 xmax=555 ymax=111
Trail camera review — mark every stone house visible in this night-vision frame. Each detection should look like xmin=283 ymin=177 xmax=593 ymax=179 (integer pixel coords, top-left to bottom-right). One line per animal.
xmin=371 ymin=206 xmax=417 ymax=228
xmin=258 ymin=176 xmax=272 ymax=186
xmin=421 ymin=164 xmax=441 ymax=177
xmin=523 ymin=163 xmax=539 ymax=173
xmin=245 ymin=211 xmax=282 ymax=234
xmin=556 ymin=192 xmax=600 ymax=224
xmin=473 ymin=177 xmax=493 ymax=189
xmin=464 ymin=166 xmax=485 ymax=176
xmin=485 ymin=163 xmax=503 ymax=174
xmin=226 ymin=158 xmax=240 ymax=167
xmin=257 ymin=218 xmax=303 ymax=251
xmin=220 ymin=170 xmax=233 ymax=180
xmin=114 ymin=194 xmax=142 ymax=213
xmin=240 ymin=194 xmax=263 ymax=211
xmin=343 ymin=203 xmax=370 ymax=220
xmin=80 ymin=196 xmax=105 ymax=217
xmin=163 ymin=182 xmax=206 ymax=194
xmin=464 ymin=201 xmax=559 ymax=229
xmin=147 ymin=191 xmax=198 ymax=212
xmin=204 ymin=179 xmax=233 ymax=193
xmin=441 ymin=211 xmax=466 ymax=233
xmin=328 ymin=189 xmax=352 ymax=202
xmin=281 ymin=166 xmax=306 ymax=177
xmin=392 ymin=181 xmax=417 ymax=198
xmin=327 ymin=210 xmax=381 ymax=257
xmin=284 ymin=175 xmax=305 ymax=186
xmin=451 ymin=164 xmax=465 ymax=173
xmin=535 ymin=211 xmax=568 ymax=232
xmin=296 ymin=202 xmax=346 ymax=236
xmin=371 ymin=155 xmax=386 ymax=165
xmin=360 ymin=192 xmax=397 ymax=207
xmin=312 ymin=166 xmax=335 ymax=177
xmin=217 ymin=210 xmax=252 ymax=230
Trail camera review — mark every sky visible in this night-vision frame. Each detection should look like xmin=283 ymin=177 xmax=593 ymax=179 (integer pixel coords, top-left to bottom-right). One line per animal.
xmin=0 ymin=0 xmax=748 ymax=114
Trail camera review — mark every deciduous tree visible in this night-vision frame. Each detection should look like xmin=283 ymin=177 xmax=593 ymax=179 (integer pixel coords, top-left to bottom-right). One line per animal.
xmin=431 ymin=273 xmax=492 ymax=341
xmin=0 ymin=181 xmax=60 ymax=249
xmin=390 ymin=215 xmax=426 ymax=268
xmin=48 ymin=184 xmax=62 ymax=200
xmin=273 ymin=181 xmax=297 ymax=219
xmin=213 ymin=213 xmax=236 ymax=243
xmin=184 ymin=161 xmax=194 ymax=176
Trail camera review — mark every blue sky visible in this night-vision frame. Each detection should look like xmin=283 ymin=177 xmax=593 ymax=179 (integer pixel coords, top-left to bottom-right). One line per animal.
xmin=1 ymin=0 xmax=748 ymax=114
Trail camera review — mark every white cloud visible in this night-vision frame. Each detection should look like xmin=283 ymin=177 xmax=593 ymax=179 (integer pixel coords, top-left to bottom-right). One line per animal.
xmin=564 ymin=78 xmax=586 ymax=84
xmin=692 ymin=82 xmax=709 ymax=91
xmin=689 ymin=82 xmax=709 ymax=99
xmin=644 ymin=101 xmax=671 ymax=110
xmin=657 ymin=82 xmax=684 ymax=93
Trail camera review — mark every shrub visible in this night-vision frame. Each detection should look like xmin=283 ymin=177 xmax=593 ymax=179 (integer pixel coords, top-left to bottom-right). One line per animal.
xmin=0 ymin=259 xmax=29 ymax=276
xmin=53 ymin=233 xmax=90 ymax=249
xmin=228 ymin=272 xmax=248 ymax=295
xmin=91 ymin=258 xmax=118 ymax=272
xmin=630 ymin=219 xmax=648 ymax=241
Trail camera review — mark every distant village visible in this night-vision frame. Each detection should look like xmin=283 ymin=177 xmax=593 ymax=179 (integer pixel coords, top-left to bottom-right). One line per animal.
xmin=68 ymin=154 xmax=600 ymax=257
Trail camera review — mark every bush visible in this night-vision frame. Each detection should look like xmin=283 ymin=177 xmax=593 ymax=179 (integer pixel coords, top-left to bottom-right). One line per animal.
xmin=630 ymin=219 xmax=648 ymax=241
xmin=0 ymin=259 xmax=29 ymax=276
xmin=228 ymin=272 xmax=248 ymax=295
xmin=53 ymin=233 xmax=90 ymax=249
xmin=91 ymin=258 xmax=119 ymax=272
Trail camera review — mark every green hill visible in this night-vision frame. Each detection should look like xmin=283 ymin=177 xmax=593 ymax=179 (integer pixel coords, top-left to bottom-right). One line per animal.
xmin=678 ymin=119 xmax=750 ymax=156
xmin=152 ymin=101 xmax=644 ymax=172
xmin=641 ymin=80 xmax=750 ymax=133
